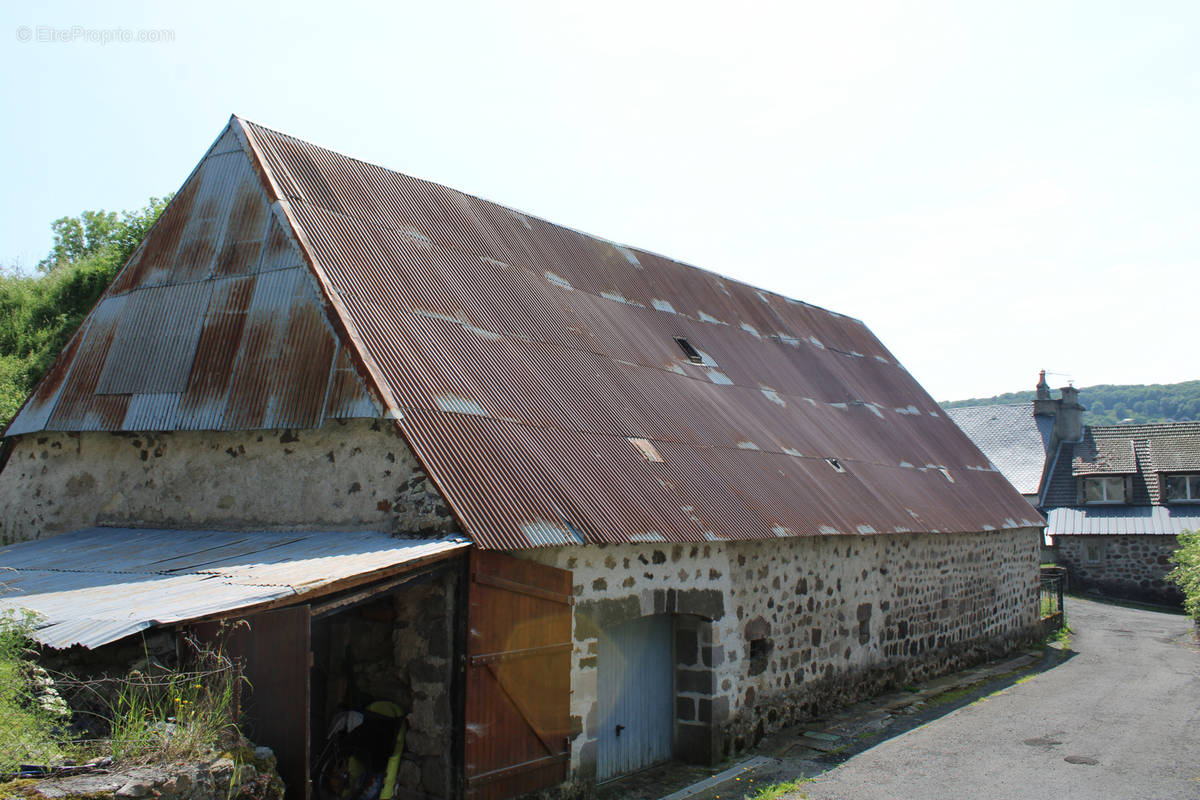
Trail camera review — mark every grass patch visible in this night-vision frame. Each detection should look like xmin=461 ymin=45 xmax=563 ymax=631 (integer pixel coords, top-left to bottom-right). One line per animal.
xmin=1045 ymin=615 xmax=1073 ymax=648
xmin=0 ymin=611 xmax=66 ymax=774
xmin=743 ymin=777 xmax=812 ymax=800
xmin=0 ymin=614 xmax=246 ymax=777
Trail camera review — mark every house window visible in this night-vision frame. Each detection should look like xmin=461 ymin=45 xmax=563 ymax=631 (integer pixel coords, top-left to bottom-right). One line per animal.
xmin=1083 ymin=476 xmax=1126 ymax=504
xmin=1166 ymin=474 xmax=1200 ymax=502
xmin=1085 ymin=541 xmax=1105 ymax=564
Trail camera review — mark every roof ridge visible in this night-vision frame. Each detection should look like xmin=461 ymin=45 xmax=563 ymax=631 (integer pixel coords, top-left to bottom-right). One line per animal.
xmin=233 ymin=117 xmax=868 ymax=329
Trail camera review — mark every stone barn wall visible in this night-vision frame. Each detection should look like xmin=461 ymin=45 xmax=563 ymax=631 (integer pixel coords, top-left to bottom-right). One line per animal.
xmin=0 ymin=420 xmax=454 ymax=543
xmin=1055 ymin=534 xmax=1182 ymax=606
xmin=519 ymin=526 xmax=1042 ymax=785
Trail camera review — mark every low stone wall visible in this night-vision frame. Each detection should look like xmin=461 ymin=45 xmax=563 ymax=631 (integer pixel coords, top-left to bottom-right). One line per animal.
xmin=0 ymin=420 xmax=454 ymax=544
xmin=520 ymin=526 xmax=1042 ymax=786
xmin=1055 ymin=535 xmax=1182 ymax=605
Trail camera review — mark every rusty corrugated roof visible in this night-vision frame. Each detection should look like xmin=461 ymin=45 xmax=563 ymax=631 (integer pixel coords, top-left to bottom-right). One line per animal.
xmin=5 ymin=116 xmax=1043 ymax=548
xmin=4 ymin=126 xmax=380 ymax=437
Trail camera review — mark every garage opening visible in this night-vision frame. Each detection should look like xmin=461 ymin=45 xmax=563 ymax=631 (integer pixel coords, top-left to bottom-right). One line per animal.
xmin=309 ymin=561 xmax=463 ymax=800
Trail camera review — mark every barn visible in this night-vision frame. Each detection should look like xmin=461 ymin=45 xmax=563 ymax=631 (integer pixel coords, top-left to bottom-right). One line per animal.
xmin=0 ymin=116 xmax=1043 ymax=799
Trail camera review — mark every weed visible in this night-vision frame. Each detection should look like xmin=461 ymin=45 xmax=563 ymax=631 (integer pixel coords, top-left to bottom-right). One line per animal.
xmin=744 ymin=777 xmax=812 ymax=800
xmin=88 ymin=632 xmax=244 ymax=764
xmin=0 ymin=610 xmax=67 ymax=774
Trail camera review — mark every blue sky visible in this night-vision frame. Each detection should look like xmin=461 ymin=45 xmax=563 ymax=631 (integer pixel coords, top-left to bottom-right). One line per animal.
xmin=2 ymin=1 xmax=1197 ymax=400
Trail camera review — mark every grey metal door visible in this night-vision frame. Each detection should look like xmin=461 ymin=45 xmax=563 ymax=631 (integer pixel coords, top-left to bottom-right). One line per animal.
xmin=597 ymin=614 xmax=673 ymax=780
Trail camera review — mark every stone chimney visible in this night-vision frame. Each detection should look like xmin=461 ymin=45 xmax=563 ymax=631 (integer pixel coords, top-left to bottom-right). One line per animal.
xmin=1056 ymin=384 xmax=1084 ymax=442
xmin=1031 ymin=371 xmax=1085 ymax=443
xmin=1033 ymin=370 xmax=1056 ymax=416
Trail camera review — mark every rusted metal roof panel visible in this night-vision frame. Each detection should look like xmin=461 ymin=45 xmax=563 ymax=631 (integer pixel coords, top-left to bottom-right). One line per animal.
xmin=5 ymin=122 xmax=379 ymax=436
xmin=8 ymin=116 xmax=1040 ymax=550
xmin=0 ymin=527 xmax=470 ymax=649
xmin=228 ymin=118 xmax=1042 ymax=548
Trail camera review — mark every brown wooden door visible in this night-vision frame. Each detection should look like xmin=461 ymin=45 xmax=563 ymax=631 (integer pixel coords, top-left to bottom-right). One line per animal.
xmin=195 ymin=606 xmax=311 ymax=800
xmin=465 ymin=550 xmax=573 ymax=800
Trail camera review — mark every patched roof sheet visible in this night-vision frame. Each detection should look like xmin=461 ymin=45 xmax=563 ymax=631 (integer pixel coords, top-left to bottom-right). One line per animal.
xmin=945 ymin=403 xmax=1054 ymax=495
xmin=4 ymin=116 xmax=1043 ymax=549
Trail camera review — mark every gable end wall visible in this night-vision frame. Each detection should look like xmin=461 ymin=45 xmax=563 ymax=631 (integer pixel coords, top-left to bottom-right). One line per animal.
xmin=0 ymin=420 xmax=454 ymax=543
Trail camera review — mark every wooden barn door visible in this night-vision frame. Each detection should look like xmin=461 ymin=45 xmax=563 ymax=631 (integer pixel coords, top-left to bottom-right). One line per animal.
xmin=193 ymin=605 xmax=311 ymax=800
xmin=465 ymin=550 xmax=572 ymax=799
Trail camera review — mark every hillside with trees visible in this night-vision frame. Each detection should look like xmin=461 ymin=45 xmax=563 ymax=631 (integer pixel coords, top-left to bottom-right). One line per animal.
xmin=1 ymin=197 xmax=169 ymax=427
xmin=942 ymin=381 xmax=1200 ymax=425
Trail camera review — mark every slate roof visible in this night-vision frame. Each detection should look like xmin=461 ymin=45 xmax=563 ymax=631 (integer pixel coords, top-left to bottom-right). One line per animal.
xmin=1043 ymin=422 xmax=1200 ymax=511
xmin=945 ymin=403 xmax=1055 ymax=495
xmin=3 ymin=116 xmax=1041 ymax=550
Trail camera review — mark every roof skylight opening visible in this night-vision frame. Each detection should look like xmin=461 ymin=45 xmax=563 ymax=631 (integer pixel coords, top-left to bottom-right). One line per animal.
xmin=674 ymin=337 xmax=705 ymax=364
xmin=825 ymin=457 xmax=846 ymax=473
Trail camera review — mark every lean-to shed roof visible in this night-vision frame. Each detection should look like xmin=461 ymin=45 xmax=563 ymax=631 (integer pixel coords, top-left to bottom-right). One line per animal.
xmin=5 ymin=116 xmax=1042 ymax=548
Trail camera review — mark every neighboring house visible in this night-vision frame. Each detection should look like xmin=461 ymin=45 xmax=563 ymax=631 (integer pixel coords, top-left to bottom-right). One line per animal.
xmin=0 ymin=116 xmax=1043 ymax=800
xmin=1041 ymin=422 xmax=1199 ymax=604
xmin=949 ymin=373 xmax=1197 ymax=606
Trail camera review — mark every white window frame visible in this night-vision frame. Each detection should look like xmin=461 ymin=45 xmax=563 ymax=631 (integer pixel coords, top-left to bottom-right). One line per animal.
xmin=1165 ymin=474 xmax=1200 ymax=503
xmin=1083 ymin=476 xmax=1127 ymax=504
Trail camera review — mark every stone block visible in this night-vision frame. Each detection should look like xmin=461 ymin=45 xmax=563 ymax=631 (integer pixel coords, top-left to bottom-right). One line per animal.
xmin=677 ymin=668 xmax=713 ymax=695
xmin=676 ymin=627 xmax=699 ymax=665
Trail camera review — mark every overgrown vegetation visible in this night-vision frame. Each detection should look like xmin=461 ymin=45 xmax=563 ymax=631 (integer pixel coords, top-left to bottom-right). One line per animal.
xmin=92 ymin=634 xmax=244 ymax=763
xmin=942 ymin=380 xmax=1200 ymax=425
xmin=0 ymin=611 xmax=64 ymax=774
xmin=0 ymin=611 xmax=244 ymax=777
xmin=0 ymin=197 xmax=169 ymax=427
xmin=1167 ymin=530 xmax=1200 ymax=623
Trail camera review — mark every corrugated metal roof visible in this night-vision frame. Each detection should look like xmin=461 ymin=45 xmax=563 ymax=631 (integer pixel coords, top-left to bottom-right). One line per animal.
xmin=1046 ymin=506 xmax=1200 ymax=536
xmin=4 ymin=125 xmax=380 ymax=437
xmin=5 ymin=116 xmax=1043 ymax=549
xmin=0 ymin=528 xmax=469 ymax=649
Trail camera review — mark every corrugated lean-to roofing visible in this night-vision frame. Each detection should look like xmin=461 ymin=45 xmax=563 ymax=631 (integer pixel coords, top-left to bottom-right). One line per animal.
xmin=0 ymin=528 xmax=469 ymax=648
xmin=4 ymin=116 xmax=1042 ymax=549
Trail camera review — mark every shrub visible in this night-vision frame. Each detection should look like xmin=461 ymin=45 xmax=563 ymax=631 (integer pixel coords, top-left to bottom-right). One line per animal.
xmin=0 ymin=610 xmax=65 ymax=774
xmin=1168 ymin=531 xmax=1200 ymax=622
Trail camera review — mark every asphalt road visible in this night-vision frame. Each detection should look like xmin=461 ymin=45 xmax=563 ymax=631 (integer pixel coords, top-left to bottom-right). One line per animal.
xmin=800 ymin=597 xmax=1200 ymax=800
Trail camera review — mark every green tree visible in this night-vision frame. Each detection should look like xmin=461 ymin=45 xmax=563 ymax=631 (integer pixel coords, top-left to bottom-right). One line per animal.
xmin=1167 ymin=531 xmax=1200 ymax=622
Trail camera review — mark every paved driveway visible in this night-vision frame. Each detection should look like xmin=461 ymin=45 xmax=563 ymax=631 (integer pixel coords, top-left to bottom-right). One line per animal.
xmin=801 ymin=598 xmax=1200 ymax=800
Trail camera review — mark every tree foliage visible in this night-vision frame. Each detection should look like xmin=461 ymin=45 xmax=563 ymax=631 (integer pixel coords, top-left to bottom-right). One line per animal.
xmin=1167 ymin=531 xmax=1200 ymax=622
xmin=1 ymin=196 xmax=170 ymax=426
xmin=942 ymin=381 xmax=1200 ymax=425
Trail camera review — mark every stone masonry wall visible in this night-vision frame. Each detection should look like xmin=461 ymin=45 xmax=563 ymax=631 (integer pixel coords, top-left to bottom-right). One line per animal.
xmin=0 ymin=420 xmax=454 ymax=543
xmin=519 ymin=526 xmax=1041 ymax=785
xmin=1055 ymin=535 xmax=1183 ymax=605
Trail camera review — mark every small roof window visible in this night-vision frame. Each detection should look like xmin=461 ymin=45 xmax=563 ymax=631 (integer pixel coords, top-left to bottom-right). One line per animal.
xmin=825 ymin=458 xmax=846 ymax=473
xmin=674 ymin=337 xmax=705 ymax=364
